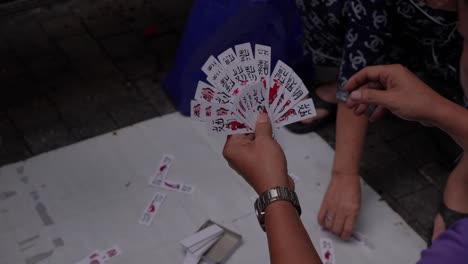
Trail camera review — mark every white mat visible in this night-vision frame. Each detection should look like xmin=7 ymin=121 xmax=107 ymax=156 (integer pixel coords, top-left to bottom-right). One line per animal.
xmin=0 ymin=113 xmax=426 ymax=264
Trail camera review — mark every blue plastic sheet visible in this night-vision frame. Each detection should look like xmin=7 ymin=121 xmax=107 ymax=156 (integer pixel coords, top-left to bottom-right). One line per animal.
xmin=163 ymin=0 xmax=305 ymax=116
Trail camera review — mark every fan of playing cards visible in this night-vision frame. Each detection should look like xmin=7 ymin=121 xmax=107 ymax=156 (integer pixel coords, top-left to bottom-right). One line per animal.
xmin=190 ymin=42 xmax=317 ymax=135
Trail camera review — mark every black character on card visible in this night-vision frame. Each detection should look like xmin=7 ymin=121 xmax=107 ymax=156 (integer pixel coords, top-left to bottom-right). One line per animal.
xmin=212 ymin=118 xmax=226 ymax=132
xmin=285 ymin=78 xmax=298 ymax=93
xmin=238 ymin=49 xmax=251 ymax=62
xmin=233 ymin=66 xmax=248 ymax=83
xmin=223 ymin=54 xmax=235 ymax=66
xmin=292 ymin=89 xmax=304 ymax=100
xmin=246 ymin=66 xmax=257 ymax=81
xmin=298 ymin=104 xmax=312 ymax=117
xmin=274 ymin=67 xmax=288 ymax=84
xmin=263 ymin=61 xmax=269 ymax=75
xmin=257 ymin=60 xmax=265 ymax=75
xmin=215 ymin=92 xmax=231 ymax=104
xmin=220 ymin=75 xmax=235 ymax=93
xmin=258 ymin=48 xmax=269 ymax=56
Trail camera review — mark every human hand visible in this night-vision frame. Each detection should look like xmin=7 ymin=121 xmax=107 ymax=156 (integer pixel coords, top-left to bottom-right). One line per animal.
xmin=318 ymin=171 xmax=361 ymax=240
xmin=223 ymin=112 xmax=291 ymax=194
xmin=344 ymin=64 xmax=445 ymax=124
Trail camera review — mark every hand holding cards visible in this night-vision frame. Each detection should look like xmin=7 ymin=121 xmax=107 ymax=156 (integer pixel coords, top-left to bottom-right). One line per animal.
xmin=191 ymin=43 xmax=316 ymax=135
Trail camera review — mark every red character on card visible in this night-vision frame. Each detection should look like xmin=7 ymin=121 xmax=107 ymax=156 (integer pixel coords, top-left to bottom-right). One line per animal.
xmin=226 ymin=120 xmax=247 ymax=131
xmin=269 ymin=81 xmax=281 ymax=105
xmin=201 ymin=87 xmax=215 ymax=102
xmin=277 ymin=109 xmax=296 ymax=123
xmin=261 ymin=77 xmax=267 ymax=89
xmin=194 ymin=104 xmax=201 ymax=117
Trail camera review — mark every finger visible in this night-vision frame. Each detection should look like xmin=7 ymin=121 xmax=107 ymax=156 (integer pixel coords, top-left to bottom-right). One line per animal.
xmin=318 ymin=205 xmax=328 ymax=227
xmin=245 ymin=133 xmax=254 ymax=141
xmin=367 ymin=80 xmax=384 ymax=90
xmin=331 ymin=213 xmax=346 ymax=238
xmin=369 ymin=106 xmax=387 ymax=122
xmin=349 ymin=89 xmax=388 ymax=107
xmin=343 ymin=65 xmax=394 ymax=92
xmin=341 ymin=214 xmax=357 ymax=240
xmin=254 ymin=112 xmax=273 ymax=139
xmin=346 ymin=81 xmax=383 ymax=108
xmin=324 ymin=212 xmax=335 ymax=230
xmin=354 ymin=103 xmax=368 ymax=116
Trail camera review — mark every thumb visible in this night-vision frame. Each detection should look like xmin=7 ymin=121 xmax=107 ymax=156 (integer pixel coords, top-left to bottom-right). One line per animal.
xmin=350 ymin=88 xmax=388 ymax=107
xmin=255 ymin=112 xmax=273 ymax=139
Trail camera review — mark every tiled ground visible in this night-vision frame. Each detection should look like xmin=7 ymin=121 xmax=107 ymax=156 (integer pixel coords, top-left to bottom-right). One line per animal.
xmin=0 ymin=0 xmax=462 ymax=243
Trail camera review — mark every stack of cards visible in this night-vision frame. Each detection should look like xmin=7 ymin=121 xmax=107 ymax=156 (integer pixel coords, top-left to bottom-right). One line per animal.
xmin=75 ymin=245 xmax=122 ymax=264
xmin=191 ymin=42 xmax=317 ymax=135
xmin=180 ymin=224 xmax=224 ymax=264
xmin=180 ymin=221 xmax=242 ymax=264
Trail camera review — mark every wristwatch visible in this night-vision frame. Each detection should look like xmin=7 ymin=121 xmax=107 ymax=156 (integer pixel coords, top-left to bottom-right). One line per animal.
xmin=254 ymin=186 xmax=302 ymax=231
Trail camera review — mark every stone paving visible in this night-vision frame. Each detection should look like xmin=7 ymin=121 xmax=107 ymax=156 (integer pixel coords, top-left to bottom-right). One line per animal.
xmin=0 ymin=0 xmax=463 ymax=243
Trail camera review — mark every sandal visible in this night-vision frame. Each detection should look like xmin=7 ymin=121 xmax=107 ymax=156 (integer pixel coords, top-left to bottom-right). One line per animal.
xmin=428 ymin=203 xmax=468 ymax=247
xmin=285 ymin=86 xmax=337 ymax=134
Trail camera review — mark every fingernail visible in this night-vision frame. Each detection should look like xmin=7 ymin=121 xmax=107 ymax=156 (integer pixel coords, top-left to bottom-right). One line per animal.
xmin=350 ymin=91 xmax=362 ymax=100
xmin=258 ymin=112 xmax=269 ymax=123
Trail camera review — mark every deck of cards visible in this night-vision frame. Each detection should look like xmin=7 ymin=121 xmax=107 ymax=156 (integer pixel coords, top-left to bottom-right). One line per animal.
xmin=191 ymin=43 xmax=317 ymax=135
xmin=180 ymin=220 xmax=242 ymax=264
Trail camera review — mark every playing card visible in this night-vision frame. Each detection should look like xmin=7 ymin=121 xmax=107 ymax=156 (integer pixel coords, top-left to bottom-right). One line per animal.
xmin=76 ymin=250 xmax=105 ymax=264
xmin=156 ymin=179 xmax=195 ymax=194
xmin=217 ymin=48 xmax=238 ymax=69
xmin=202 ymin=55 xmax=224 ymax=86
xmin=272 ymin=71 xmax=303 ymax=115
xmin=209 ymin=115 xmax=252 ymax=135
xmin=180 ymin=225 xmax=224 ymax=249
xmin=274 ymin=98 xmax=316 ymax=127
xmin=251 ymin=82 xmax=266 ymax=112
xmin=148 ymin=154 xmax=175 ymax=186
xmin=195 ymin=81 xmax=217 ymax=103
xmin=319 ymin=238 xmax=336 ymax=264
xmin=274 ymin=83 xmax=309 ymax=120
xmin=190 ymin=100 xmax=204 ymax=121
xmin=235 ymin=43 xmax=260 ymax=83
xmin=138 ymin=192 xmax=166 ymax=226
xmin=269 ymin=60 xmax=292 ymax=111
xmin=255 ymin=44 xmax=271 ymax=89
xmin=218 ymin=48 xmax=251 ymax=97
xmin=101 ymin=245 xmax=122 ymax=261
xmin=232 ymin=90 xmax=255 ymax=129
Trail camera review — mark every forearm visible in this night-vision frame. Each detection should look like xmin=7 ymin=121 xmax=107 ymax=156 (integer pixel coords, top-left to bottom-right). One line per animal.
xmin=433 ymin=98 xmax=468 ymax=150
xmin=444 ymin=154 xmax=468 ymax=212
xmin=265 ymin=201 xmax=322 ymax=264
xmin=333 ymin=102 xmax=369 ymax=175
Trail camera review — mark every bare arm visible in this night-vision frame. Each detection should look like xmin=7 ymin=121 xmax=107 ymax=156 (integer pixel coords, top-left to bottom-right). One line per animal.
xmin=266 ymin=201 xmax=322 ymax=264
xmin=223 ymin=113 xmax=322 ymax=263
xmin=433 ymin=98 xmax=468 ymax=150
xmin=333 ymin=102 xmax=368 ymax=175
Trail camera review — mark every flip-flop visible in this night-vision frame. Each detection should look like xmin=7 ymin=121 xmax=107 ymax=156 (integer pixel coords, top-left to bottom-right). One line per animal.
xmin=428 ymin=203 xmax=468 ymax=247
xmin=285 ymin=87 xmax=337 ymax=134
